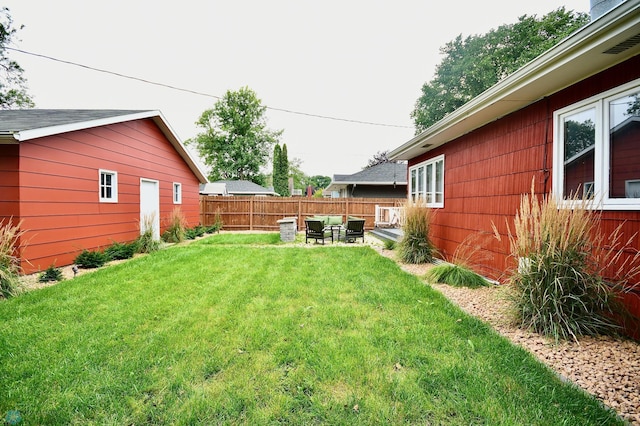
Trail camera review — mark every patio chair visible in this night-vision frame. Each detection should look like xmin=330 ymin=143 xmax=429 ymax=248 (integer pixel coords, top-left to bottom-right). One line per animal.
xmin=341 ymin=217 xmax=366 ymax=243
xmin=304 ymin=219 xmax=332 ymax=244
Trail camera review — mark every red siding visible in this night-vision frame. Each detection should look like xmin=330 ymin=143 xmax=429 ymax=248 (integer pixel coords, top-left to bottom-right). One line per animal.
xmin=409 ymin=56 xmax=640 ymax=326
xmin=14 ymin=118 xmax=201 ymax=273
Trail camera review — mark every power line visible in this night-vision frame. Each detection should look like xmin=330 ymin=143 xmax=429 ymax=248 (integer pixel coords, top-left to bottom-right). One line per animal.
xmin=8 ymin=47 xmax=413 ymax=129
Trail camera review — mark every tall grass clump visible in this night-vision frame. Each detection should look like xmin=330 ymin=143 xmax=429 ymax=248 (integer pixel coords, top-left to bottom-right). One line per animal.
xmin=162 ymin=207 xmax=188 ymax=243
xmin=426 ymin=233 xmax=492 ymax=288
xmin=0 ymin=219 xmax=25 ymax=298
xmin=137 ymin=214 xmax=161 ymax=254
xmin=494 ymin=182 xmax=640 ymax=341
xmin=398 ymin=201 xmax=436 ymax=264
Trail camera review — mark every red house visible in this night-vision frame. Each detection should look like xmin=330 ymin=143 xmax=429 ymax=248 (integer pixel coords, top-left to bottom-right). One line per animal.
xmin=390 ymin=2 xmax=640 ymax=328
xmin=0 ymin=109 xmax=207 ymax=274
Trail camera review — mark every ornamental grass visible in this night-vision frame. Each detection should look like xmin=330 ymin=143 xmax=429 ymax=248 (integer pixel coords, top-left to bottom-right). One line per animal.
xmin=426 ymin=233 xmax=492 ymax=288
xmin=397 ymin=201 xmax=436 ymax=264
xmin=0 ymin=218 xmax=25 ymax=298
xmin=495 ymin=182 xmax=640 ymax=341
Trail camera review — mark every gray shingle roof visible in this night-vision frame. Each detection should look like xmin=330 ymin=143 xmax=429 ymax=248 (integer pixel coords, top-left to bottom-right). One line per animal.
xmin=0 ymin=109 xmax=149 ymax=133
xmin=213 ymin=180 xmax=278 ymax=196
xmin=332 ymin=162 xmax=408 ymax=184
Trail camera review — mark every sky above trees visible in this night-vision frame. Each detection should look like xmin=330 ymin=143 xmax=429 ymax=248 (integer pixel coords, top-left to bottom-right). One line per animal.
xmin=4 ymin=0 xmax=588 ymax=177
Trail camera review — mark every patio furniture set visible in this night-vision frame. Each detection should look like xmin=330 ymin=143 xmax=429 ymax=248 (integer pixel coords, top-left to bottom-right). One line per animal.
xmin=304 ymin=215 xmax=366 ymax=244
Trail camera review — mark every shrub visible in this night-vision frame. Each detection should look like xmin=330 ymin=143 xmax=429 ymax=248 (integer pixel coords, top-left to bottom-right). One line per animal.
xmin=104 ymin=241 xmax=137 ymax=260
xmin=185 ymin=225 xmax=206 ymax=240
xmin=162 ymin=207 xmax=188 ymax=243
xmin=494 ymin=181 xmax=640 ymax=341
xmin=0 ymin=218 xmax=25 ymax=298
xmin=75 ymin=249 xmax=109 ymax=269
xmin=39 ymin=265 xmax=64 ymax=283
xmin=397 ymin=202 xmax=436 ymax=264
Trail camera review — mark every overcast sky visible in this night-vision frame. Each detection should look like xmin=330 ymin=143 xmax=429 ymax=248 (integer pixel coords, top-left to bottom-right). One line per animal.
xmin=4 ymin=0 xmax=588 ymax=179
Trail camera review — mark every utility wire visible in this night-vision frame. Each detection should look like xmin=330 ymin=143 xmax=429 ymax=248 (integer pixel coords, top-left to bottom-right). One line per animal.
xmin=8 ymin=47 xmax=413 ymax=129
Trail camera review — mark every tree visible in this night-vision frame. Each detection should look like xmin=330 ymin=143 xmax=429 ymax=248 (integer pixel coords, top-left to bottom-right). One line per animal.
xmin=309 ymin=175 xmax=331 ymax=189
xmin=1 ymin=7 xmax=34 ymax=109
xmin=272 ymin=144 xmax=290 ymax=196
xmin=365 ymin=150 xmax=392 ymax=169
xmin=188 ymin=87 xmax=282 ymax=185
xmin=411 ymin=7 xmax=588 ymax=133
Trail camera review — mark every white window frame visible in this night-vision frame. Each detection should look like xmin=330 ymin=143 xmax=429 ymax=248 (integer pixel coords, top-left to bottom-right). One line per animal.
xmin=553 ymin=78 xmax=640 ymax=211
xmin=408 ymin=154 xmax=445 ymax=208
xmin=99 ymin=169 xmax=118 ymax=203
xmin=173 ymin=182 xmax=182 ymax=204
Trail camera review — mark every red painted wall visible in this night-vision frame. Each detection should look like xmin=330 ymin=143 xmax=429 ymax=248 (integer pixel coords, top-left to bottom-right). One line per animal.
xmin=409 ymin=56 xmax=640 ymax=332
xmin=9 ymin=118 xmax=200 ymax=273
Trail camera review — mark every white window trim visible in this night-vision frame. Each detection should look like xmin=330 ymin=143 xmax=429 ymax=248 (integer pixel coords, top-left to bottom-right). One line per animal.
xmin=408 ymin=154 xmax=445 ymax=208
xmin=173 ymin=182 xmax=182 ymax=204
xmin=99 ymin=169 xmax=118 ymax=203
xmin=553 ymin=78 xmax=640 ymax=211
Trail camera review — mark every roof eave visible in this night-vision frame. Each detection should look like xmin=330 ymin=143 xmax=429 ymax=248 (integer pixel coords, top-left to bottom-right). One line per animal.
xmin=390 ymin=0 xmax=640 ymax=161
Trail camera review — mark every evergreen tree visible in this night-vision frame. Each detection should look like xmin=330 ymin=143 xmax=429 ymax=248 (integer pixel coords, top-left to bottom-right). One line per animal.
xmin=279 ymin=143 xmax=290 ymax=196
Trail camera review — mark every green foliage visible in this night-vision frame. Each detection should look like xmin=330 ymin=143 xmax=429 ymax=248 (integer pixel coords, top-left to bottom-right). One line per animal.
xmin=38 ymin=265 xmax=63 ymax=283
xmin=398 ymin=203 xmax=436 ymax=264
xmin=412 ymin=7 xmax=588 ymax=133
xmin=75 ymin=249 xmax=109 ymax=269
xmin=104 ymin=241 xmax=137 ymax=261
xmin=383 ymin=239 xmax=396 ymax=250
xmin=496 ymin=183 xmax=640 ymax=341
xmin=161 ymin=207 xmax=188 ymax=243
xmin=0 ymin=7 xmax=35 ymax=109
xmin=137 ymin=214 xmax=161 ymax=254
xmin=187 ymin=86 xmax=282 ymax=184
xmin=426 ymin=263 xmax=489 ymax=288
xmin=185 ymin=225 xmax=205 ymax=240
xmin=309 ymin=175 xmax=331 ymax=190
xmin=0 ymin=218 xmax=24 ymax=298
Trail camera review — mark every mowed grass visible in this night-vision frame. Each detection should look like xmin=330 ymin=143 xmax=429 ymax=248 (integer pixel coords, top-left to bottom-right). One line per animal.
xmin=0 ymin=234 xmax=622 ymax=424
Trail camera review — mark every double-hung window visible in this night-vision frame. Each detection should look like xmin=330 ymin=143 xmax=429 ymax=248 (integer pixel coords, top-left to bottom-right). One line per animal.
xmin=173 ymin=182 xmax=182 ymax=204
xmin=99 ymin=169 xmax=118 ymax=203
xmin=553 ymin=79 xmax=640 ymax=210
xmin=409 ymin=155 xmax=444 ymax=207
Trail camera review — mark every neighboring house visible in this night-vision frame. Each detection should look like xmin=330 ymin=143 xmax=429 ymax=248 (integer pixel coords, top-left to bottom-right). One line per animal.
xmin=325 ymin=162 xmax=408 ymax=198
xmin=0 ymin=109 xmax=207 ymax=274
xmin=200 ymin=180 xmax=278 ymax=197
xmin=389 ymin=2 xmax=640 ymax=325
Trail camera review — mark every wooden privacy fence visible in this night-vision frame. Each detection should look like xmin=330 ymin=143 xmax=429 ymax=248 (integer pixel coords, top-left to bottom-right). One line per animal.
xmin=200 ymin=196 xmax=405 ymax=231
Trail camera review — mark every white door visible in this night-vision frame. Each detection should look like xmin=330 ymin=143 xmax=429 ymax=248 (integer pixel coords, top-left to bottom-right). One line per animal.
xmin=140 ymin=179 xmax=160 ymax=240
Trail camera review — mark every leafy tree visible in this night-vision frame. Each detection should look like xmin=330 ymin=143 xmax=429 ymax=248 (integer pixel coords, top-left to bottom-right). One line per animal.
xmin=365 ymin=150 xmax=392 ymax=169
xmin=412 ymin=7 xmax=588 ymax=133
xmin=309 ymin=175 xmax=331 ymax=189
xmin=188 ymin=87 xmax=282 ymax=184
xmin=1 ymin=7 xmax=34 ymax=109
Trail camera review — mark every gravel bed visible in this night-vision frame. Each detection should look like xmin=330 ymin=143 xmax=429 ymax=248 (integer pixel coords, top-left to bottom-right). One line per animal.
xmin=378 ymin=248 xmax=640 ymax=425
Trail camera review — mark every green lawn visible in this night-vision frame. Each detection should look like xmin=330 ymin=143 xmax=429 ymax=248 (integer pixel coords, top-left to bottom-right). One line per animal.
xmin=0 ymin=234 xmax=622 ymax=425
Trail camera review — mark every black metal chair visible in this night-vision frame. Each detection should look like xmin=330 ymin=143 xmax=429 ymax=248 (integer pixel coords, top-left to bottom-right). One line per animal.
xmin=304 ymin=219 xmax=332 ymax=244
xmin=341 ymin=218 xmax=366 ymax=243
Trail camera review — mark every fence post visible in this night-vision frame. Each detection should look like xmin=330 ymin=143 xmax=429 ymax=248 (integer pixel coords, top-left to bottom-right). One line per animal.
xmin=250 ymin=198 xmax=254 ymax=230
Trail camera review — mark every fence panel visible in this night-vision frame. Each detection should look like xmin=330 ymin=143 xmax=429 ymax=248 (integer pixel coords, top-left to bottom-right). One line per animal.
xmin=200 ymin=196 xmax=405 ymax=231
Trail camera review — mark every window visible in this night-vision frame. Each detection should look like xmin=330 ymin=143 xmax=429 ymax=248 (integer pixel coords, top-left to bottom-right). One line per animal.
xmin=554 ymin=79 xmax=640 ymax=210
xmin=173 ymin=182 xmax=182 ymax=204
xmin=408 ymin=155 xmax=444 ymax=207
xmin=99 ymin=170 xmax=118 ymax=202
